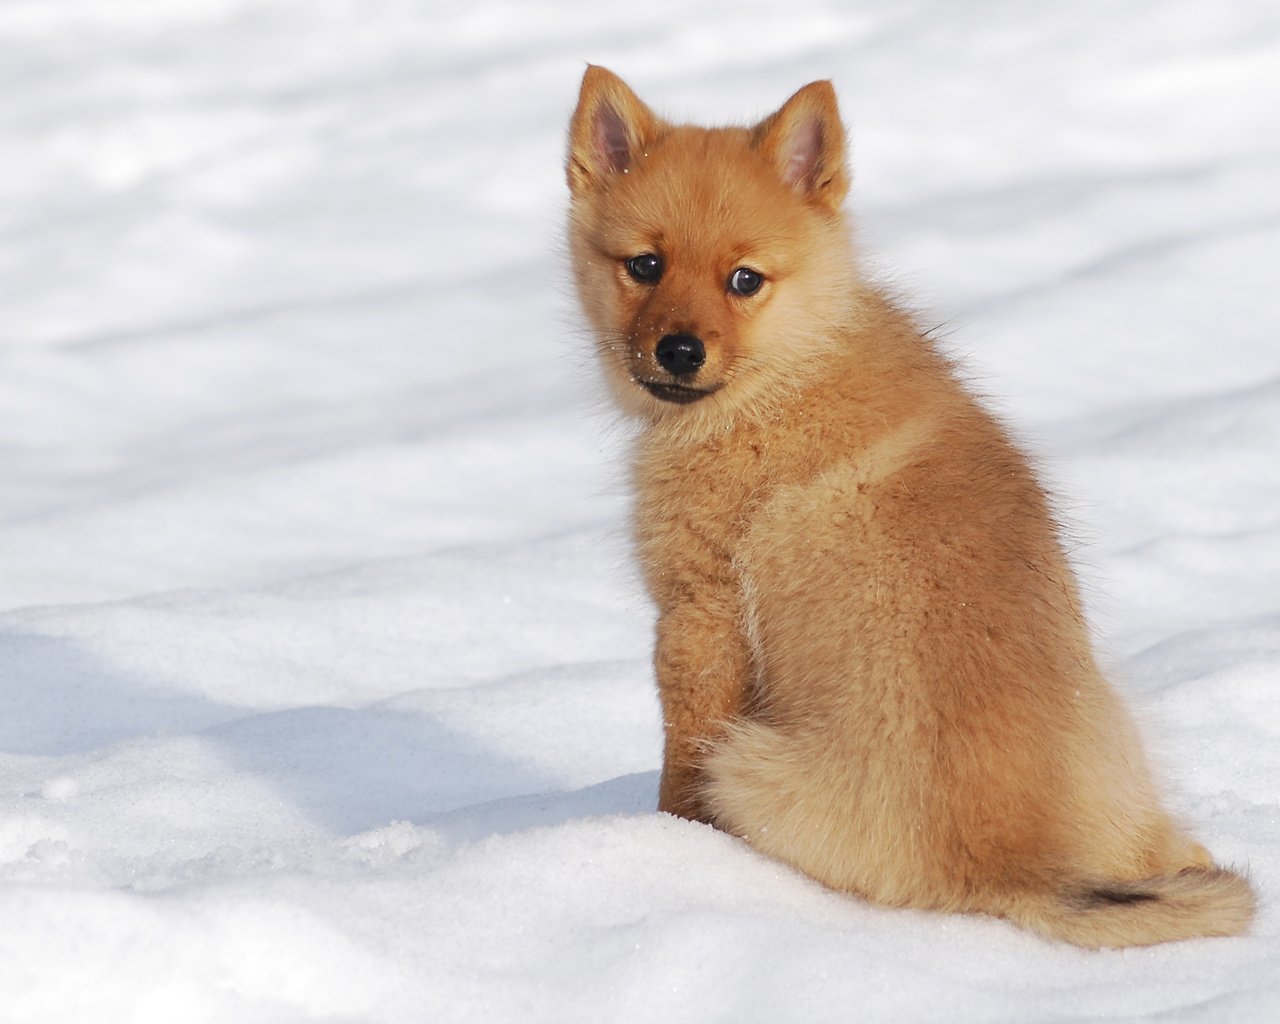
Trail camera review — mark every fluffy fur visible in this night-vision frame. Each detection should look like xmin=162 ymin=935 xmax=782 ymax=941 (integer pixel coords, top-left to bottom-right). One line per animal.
xmin=566 ymin=65 xmax=1254 ymax=947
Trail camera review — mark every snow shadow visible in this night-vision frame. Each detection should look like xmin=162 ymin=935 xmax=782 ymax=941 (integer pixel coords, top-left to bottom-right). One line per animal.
xmin=0 ymin=631 xmax=231 ymax=756
xmin=203 ymin=705 xmax=567 ymax=836
xmin=0 ymin=630 xmax=643 ymax=839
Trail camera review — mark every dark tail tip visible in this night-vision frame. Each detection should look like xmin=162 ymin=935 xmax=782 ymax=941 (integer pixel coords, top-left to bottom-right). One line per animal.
xmin=1084 ymin=886 xmax=1159 ymax=907
xmin=1062 ymin=881 xmax=1161 ymax=911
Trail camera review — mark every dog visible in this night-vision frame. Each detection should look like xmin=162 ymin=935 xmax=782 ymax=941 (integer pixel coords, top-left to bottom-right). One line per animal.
xmin=565 ymin=65 xmax=1254 ymax=947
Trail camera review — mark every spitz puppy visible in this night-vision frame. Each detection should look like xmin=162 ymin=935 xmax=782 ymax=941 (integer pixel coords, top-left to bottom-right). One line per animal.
xmin=566 ymin=65 xmax=1253 ymax=947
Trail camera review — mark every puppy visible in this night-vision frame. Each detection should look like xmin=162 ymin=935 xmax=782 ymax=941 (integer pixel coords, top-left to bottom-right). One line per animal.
xmin=566 ymin=65 xmax=1253 ymax=947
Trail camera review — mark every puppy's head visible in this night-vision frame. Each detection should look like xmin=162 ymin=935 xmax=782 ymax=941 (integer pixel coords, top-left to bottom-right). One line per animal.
xmin=566 ymin=66 xmax=860 ymax=424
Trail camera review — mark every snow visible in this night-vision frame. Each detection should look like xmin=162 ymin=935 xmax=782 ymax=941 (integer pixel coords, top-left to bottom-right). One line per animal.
xmin=1 ymin=0 xmax=1278 ymax=1019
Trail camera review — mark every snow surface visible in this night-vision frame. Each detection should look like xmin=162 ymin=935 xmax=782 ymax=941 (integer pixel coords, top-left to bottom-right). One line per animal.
xmin=2 ymin=0 xmax=1278 ymax=1020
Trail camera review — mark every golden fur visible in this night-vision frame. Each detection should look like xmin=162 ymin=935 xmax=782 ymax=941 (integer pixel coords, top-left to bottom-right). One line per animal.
xmin=566 ymin=65 xmax=1254 ymax=947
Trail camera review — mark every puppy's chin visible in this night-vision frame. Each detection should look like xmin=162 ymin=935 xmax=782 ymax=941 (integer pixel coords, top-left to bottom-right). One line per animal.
xmin=639 ymin=380 xmax=721 ymax=405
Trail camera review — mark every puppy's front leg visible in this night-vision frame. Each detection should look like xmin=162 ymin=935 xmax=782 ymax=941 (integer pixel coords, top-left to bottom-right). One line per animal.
xmin=653 ymin=588 xmax=750 ymax=823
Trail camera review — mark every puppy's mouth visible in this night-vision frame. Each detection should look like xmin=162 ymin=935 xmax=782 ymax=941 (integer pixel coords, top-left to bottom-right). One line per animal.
xmin=638 ymin=380 xmax=720 ymax=404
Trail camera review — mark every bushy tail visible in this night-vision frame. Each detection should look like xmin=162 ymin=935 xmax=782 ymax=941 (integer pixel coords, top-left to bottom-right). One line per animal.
xmin=1008 ymin=867 xmax=1255 ymax=948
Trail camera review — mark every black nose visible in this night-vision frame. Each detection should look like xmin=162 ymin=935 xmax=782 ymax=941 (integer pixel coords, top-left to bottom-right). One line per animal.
xmin=655 ymin=333 xmax=706 ymax=378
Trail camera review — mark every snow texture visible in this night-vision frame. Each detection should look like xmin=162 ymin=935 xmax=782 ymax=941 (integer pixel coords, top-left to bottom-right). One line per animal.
xmin=2 ymin=1 xmax=1278 ymax=1021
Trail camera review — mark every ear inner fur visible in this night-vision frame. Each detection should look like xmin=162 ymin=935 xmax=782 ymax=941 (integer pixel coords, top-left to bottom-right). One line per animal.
xmin=592 ymin=102 xmax=633 ymax=176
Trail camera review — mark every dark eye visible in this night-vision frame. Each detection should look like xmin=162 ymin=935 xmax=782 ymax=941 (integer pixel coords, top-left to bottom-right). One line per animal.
xmin=728 ymin=267 xmax=763 ymax=296
xmin=626 ymin=253 xmax=663 ymax=283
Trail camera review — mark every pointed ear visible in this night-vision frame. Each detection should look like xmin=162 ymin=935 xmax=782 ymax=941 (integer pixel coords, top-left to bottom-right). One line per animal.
xmin=567 ymin=66 xmax=663 ymax=195
xmin=753 ymin=81 xmax=849 ymax=212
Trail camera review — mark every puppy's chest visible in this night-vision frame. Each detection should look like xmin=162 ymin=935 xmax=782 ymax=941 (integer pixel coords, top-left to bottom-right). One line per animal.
xmin=633 ymin=410 xmax=931 ymax=602
xmin=633 ymin=427 xmax=820 ymax=595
